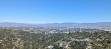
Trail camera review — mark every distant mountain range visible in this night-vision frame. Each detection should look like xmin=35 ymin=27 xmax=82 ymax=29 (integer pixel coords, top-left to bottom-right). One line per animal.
xmin=0 ymin=22 xmax=111 ymax=29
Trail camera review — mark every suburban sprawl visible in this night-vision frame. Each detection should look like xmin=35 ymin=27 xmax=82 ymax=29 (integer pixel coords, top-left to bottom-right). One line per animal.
xmin=0 ymin=22 xmax=111 ymax=49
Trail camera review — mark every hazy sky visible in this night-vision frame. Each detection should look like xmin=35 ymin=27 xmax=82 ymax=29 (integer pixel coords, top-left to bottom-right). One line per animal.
xmin=0 ymin=0 xmax=111 ymax=24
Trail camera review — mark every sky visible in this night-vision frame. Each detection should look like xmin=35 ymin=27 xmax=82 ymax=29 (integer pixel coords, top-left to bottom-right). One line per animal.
xmin=0 ymin=0 xmax=111 ymax=24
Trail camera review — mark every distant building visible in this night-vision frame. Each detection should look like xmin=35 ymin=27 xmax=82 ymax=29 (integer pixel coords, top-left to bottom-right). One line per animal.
xmin=48 ymin=45 xmax=54 ymax=49
xmin=59 ymin=43 xmax=63 ymax=47
xmin=86 ymin=42 xmax=92 ymax=49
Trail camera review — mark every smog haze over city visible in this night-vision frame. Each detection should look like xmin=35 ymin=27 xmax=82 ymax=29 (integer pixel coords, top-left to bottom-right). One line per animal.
xmin=0 ymin=0 xmax=111 ymax=49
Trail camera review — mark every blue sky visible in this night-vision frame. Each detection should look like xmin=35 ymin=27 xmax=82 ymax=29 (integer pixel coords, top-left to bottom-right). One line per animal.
xmin=0 ymin=0 xmax=111 ymax=24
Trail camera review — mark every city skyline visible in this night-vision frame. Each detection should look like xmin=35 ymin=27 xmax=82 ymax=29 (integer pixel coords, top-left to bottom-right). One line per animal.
xmin=0 ymin=0 xmax=111 ymax=24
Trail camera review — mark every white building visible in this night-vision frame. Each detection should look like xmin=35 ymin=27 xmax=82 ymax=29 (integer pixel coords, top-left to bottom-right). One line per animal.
xmin=48 ymin=45 xmax=54 ymax=49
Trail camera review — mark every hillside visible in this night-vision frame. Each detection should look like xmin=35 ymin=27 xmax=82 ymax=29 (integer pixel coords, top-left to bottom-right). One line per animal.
xmin=0 ymin=29 xmax=111 ymax=49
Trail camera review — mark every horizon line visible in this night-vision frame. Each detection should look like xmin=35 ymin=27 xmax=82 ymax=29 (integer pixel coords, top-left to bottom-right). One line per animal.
xmin=0 ymin=21 xmax=111 ymax=24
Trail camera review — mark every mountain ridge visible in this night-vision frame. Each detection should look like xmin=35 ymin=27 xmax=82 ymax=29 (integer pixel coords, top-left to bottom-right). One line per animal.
xmin=0 ymin=22 xmax=111 ymax=29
